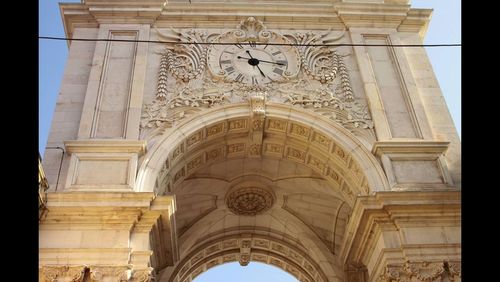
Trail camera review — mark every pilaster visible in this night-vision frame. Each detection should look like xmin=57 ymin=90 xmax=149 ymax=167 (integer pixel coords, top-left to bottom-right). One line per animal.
xmin=63 ymin=140 xmax=146 ymax=191
xmin=340 ymin=191 xmax=461 ymax=281
xmin=39 ymin=192 xmax=177 ymax=281
xmin=372 ymin=141 xmax=453 ymax=190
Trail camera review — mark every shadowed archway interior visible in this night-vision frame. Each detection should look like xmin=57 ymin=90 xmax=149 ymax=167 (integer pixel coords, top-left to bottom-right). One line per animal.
xmin=144 ymin=104 xmax=389 ymax=282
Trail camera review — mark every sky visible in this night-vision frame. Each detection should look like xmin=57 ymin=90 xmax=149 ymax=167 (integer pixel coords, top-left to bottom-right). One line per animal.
xmin=38 ymin=0 xmax=460 ymax=279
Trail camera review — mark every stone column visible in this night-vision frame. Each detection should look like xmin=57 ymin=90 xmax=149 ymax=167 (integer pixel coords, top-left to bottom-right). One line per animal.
xmin=340 ymin=191 xmax=461 ymax=282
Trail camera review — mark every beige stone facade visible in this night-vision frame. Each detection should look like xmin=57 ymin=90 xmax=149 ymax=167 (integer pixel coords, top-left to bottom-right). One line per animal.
xmin=40 ymin=0 xmax=461 ymax=281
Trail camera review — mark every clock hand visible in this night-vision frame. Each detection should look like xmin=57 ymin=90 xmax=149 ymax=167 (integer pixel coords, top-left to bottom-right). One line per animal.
xmin=256 ymin=65 xmax=266 ymax=77
xmin=236 ymin=56 xmax=286 ymax=66
xmin=246 ymin=50 xmax=255 ymax=59
xmin=243 ymin=51 xmax=266 ymax=77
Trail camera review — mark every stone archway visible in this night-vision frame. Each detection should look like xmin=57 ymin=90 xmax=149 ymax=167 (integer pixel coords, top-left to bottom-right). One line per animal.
xmin=41 ymin=2 xmax=461 ymax=281
xmin=134 ymin=102 xmax=390 ymax=281
xmin=165 ymin=233 xmax=332 ymax=282
xmin=136 ymin=102 xmax=389 ymax=196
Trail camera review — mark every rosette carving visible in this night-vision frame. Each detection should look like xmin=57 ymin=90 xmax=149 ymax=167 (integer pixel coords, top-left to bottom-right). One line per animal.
xmin=226 ymin=187 xmax=275 ymax=216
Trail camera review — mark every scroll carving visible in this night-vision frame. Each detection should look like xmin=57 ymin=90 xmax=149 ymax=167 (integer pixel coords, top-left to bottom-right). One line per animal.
xmin=156 ymin=28 xmax=213 ymax=83
xmin=89 ymin=265 xmax=131 ymax=281
xmin=284 ymin=29 xmax=346 ymax=84
xmin=41 ymin=265 xmax=85 ymax=282
xmin=378 ymin=260 xmax=460 ymax=282
xmin=142 ymin=17 xmax=374 ymax=141
xmin=130 ymin=267 xmax=155 ymax=282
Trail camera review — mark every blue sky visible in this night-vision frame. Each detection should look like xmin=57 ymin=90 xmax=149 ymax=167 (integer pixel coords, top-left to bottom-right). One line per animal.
xmin=39 ymin=0 xmax=460 ymax=279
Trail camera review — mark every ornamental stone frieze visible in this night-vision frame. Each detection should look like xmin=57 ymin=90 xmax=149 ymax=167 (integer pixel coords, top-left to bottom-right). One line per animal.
xmin=379 ymin=261 xmax=461 ymax=282
xmin=140 ymin=17 xmax=374 ymax=141
xmin=90 ymin=265 xmax=131 ymax=281
xmin=41 ymin=265 xmax=86 ymax=282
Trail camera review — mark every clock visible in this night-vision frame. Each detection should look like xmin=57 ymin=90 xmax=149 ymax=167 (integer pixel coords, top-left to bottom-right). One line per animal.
xmin=207 ymin=23 xmax=301 ymax=85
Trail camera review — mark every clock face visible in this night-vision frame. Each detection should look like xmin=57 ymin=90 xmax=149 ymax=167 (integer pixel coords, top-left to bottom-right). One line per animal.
xmin=207 ymin=38 xmax=300 ymax=85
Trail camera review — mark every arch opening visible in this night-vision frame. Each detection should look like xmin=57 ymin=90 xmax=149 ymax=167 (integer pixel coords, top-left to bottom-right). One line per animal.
xmin=137 ymin=103 xmax=389 ymax=197
xmin=138 ymin=103 xmax=390 ymax=282
xmin=192 ymin=261 xmax=298 ymax=282
xmin=166 ymin=233 xmax=332 ymax=282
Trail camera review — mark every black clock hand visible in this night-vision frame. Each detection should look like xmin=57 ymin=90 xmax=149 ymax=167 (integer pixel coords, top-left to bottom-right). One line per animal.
xmin=236 ymin=56 xmax=286 ymax=66
xmin=246 ymin=50 xmax=255 ymax=59
xmin=256 ymin=65 xmax=266 ymax=77
xmin=245 ymin=51 xmax=266 ymax=77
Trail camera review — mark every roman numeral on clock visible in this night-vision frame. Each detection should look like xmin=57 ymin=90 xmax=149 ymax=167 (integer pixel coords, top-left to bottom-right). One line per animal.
xmin=235 ymin=73 xmax=244 ymax=82
xmin=251 ymin=76 xmax=258 ymax=85
xmin=273 ymin=68 xmax=284 ymax=75
xmin=276 ymin=60 xmax=288 ymax=66
xmin=225 ymin=66 xmax=235 ymax=74
xmin=220 ymin=60 xmax=232 ymax=65
xmin=272 ymin=50 xmax=282 ymax=56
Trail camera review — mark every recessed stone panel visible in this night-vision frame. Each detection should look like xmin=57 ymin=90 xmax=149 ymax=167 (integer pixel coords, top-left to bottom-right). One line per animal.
xmin=75 ymin=159 xmax=129 ymax=185
xmin=267 ymin=119 xmax=287 ymax=132
xmin=392 ymin=160 xmax=444 ymax=184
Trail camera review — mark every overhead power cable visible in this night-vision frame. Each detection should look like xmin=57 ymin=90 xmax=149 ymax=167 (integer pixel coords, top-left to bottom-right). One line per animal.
xmin=39 ymin=36 xmax=461 ymax=48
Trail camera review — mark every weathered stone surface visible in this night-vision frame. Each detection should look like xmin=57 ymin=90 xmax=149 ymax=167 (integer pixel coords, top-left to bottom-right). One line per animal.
xmin=40 ymin=1 xmax=460 ymax=281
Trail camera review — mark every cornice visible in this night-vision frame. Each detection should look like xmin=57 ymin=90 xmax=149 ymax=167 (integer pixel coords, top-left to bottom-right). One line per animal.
xmin=60 ymin=1 xmax=432 ymax=40
xmin=64 ymin=139 xmax=147 ymax=154
xmin=340 ymin=190 xmax=461 ymax=263
xmin=372 ymin=140 xmax=450 ymax=157
xmin=46 ymin=192 xmax=156 ymax=207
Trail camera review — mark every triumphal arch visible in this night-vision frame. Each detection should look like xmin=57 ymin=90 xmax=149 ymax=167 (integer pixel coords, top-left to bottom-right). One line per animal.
xmin=40 ymin=0 xmax=461 ymax=281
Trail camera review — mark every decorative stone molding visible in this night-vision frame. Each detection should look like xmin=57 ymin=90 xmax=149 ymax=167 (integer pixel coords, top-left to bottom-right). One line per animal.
xmin=378 ymin=260 xmax=459 ymax=282
xmin=60 ymin=1 xmax=432 ymax=42
xmin=447 ymin=261 xmax=461 ymax=281
xmin=239 ymin=239 xmax=252 ymax=266
xmin=156 ymin=28 xmax=210 ymax=83
xmin=284 ymin=29 xmax=346 ymax=84
xmin=226 ymin=186 xmax=275 ymax=216
xmin=169 ymin=234 xmax=327 ymax=282
xmin=41 ymin=265 xmax=86 ymax=282
xmin=149 ymin=112 xmax=374 ymax=200
xmin=39 ymin=193 xmax=177 ymax=276
xmin=64 ymin=140 xmax=147 ymax=155
xmin=89 ymin=265 xmax=131 ymax=281
xmin=140 ymin=78 xmax=227 ymax=134
xmin=140 ymin=17 xmax=374 ymax=141
xmin=341 ymin=191 xmax=461 ymax=282
xmin=130 ymin=267 xmax=155 ymax=282
xmin=250 ymin=94 xmax=266 ymax=118
xmin=372 ymin=141 xmax=453 ymax=190
xmin=378 ymin=264 xmax=411 ymax=282
xmin=405 ymin=261 xmax=445 ymax=281
xmin=63 ymin=140 xmax=147 ymax=192
xmin=248 ymin=93 xmax=266 ymax=156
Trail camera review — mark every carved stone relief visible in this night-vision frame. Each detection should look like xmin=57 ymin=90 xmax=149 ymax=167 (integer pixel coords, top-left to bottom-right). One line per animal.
xmin=41 ymin=265 xmax=86 ymax=282
xmin=140 ymin=17 xmax=374 ymax=142
xmin=151 ymin=117 xmax=365 ymax=202
xmin=226 ymin=186 xmax=275 ymax=216
xmin=171 ymin=235 xmax=326 ymax=282
xmin=378 ymin=260 xmax=461 ymax=282
xmin=130 ymin=267 xmax=155 ymax=282
xmin=90 ymin=265 xmax=131 ymax=281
